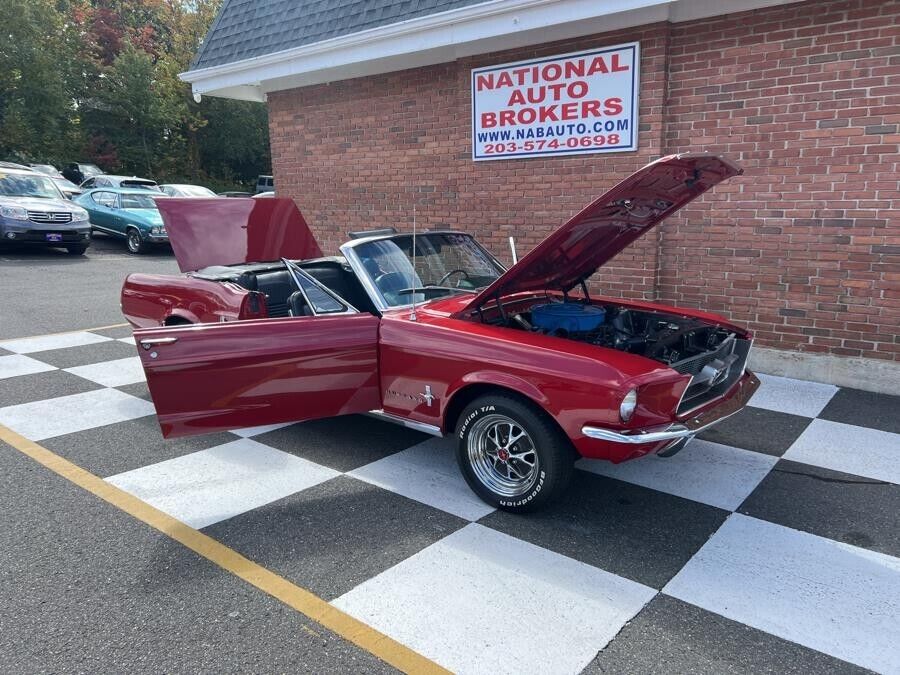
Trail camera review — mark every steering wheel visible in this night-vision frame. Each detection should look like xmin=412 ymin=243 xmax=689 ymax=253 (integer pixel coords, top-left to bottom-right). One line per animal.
xmin=375 ymin=271 xmax=407 ymax=292
xmin=438 ymin=269 xmax=471 ymax=286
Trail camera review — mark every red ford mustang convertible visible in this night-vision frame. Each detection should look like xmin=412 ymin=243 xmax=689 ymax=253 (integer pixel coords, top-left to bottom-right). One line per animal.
xmin=124 ymin=153 xmax=759 ymax=512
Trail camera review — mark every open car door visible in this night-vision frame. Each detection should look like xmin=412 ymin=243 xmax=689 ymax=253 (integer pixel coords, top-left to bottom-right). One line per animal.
xmin=134 ymin=315 xmax=380 ymax=437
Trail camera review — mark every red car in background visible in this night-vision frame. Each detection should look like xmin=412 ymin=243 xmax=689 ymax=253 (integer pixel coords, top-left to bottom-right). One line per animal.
xmin=123 ymin=153 xmax=759 ymax=512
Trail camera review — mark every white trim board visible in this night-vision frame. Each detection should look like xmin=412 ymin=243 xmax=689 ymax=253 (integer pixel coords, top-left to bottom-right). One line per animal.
xmin=182 ymin=0 xmax=803 ymax=100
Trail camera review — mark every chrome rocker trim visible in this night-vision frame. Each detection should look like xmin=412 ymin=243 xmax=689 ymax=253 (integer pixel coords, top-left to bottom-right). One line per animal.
xmin=367 ymin=410 xmax=443 ymax=437
xmin=582 ymin=371 xmax=761 ymax=445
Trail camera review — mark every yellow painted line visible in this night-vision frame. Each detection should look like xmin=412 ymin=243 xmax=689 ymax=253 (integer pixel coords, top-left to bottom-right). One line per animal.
xmin=0 ymin=423 xmax=449 ymax=675
xmin=0 ymin=322 xmax=130 ymax=345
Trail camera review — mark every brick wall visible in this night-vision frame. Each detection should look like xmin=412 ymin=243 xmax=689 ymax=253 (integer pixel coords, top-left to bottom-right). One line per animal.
xmin=268 ymin=0 xmax=899 ymax=362
xmin=662 ymin=0 xmax=899 ymax=360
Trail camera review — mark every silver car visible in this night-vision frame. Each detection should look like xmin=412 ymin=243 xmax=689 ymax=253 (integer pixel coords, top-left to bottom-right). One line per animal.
xmin=0 ymin=169 xmax=91 ymax=254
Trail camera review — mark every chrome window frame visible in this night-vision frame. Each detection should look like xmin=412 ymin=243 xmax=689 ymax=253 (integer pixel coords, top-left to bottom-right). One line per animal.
xmin=281 ymin=257 xmax=359 ymax=317
xmin=339 ymin=230 xmax=506 ymax=313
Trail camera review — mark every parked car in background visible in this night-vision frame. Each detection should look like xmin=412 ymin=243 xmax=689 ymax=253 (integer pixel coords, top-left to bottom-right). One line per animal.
xmin=0 ymin=168 xmax=91 ymax=254
xmin=29 ymin=164 xmax=63 ymax=178
xmin=159 ymin=184 xmax=217 ymax=198
xmin=75 ymin=188 xmax=167 ymax=254
xmin=121 ymin=154 xmax=760 ymax=512
xmin=255 ymin=175 xmax=273 ymax=194
xmin=79 ymin=175 xmax=161 ymax=191
xmin=218 ymin=191 xmax=253 ymax=198
xmin=1 ymin=161 xmax=34 ymax=171
xmin=252 ymin=191 xmax=275 ymax=198
xmin=51 ymin=177 xmax=83 ymax=200
xmin=62 ymin=162 xmax=102 ymax=185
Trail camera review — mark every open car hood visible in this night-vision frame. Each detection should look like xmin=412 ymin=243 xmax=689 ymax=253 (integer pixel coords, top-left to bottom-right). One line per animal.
xmin=455 ymin=153 xmax=742 ymax=316
xmin=155 ymin=197 xmax=323 ymax=272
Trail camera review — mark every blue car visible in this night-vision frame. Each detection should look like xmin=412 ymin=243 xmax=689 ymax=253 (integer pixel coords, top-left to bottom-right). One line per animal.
xmin=75 ymin=188 xmax=168 ymax=254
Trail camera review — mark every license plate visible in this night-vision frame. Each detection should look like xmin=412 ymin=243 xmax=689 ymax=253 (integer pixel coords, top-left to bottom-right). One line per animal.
xmin=45 ymin=233 xmax=63 ymax=242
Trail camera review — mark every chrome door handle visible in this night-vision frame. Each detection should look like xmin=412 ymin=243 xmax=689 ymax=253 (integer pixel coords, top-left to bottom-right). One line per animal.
xmin=140 ymin=337 xmax=178 ymax=350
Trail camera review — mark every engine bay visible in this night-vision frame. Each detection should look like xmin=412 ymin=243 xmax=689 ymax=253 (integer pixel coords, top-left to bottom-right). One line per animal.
xmin=500 ymin=300 xmax=737 ymax=372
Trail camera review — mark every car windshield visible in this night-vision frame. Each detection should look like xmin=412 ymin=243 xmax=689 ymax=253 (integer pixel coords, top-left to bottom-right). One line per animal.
xmin=0 ymin=172 xmax=63 ymax=199
xmin=121 ymin=181 xmax=160 ymax=191
xmin=351 ymin=233 xmax=504 ymax=308
xmin=81 ymin=164 xmax=101 ymax=177
xmin=121 ymin=194 xmax=158 ymax=209
xmin=31 ymin=164 xmax=61 ymax=177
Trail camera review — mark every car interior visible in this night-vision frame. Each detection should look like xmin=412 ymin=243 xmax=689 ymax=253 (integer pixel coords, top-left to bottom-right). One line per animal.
xmin=191 ymin=257 xmax=379 ymax=318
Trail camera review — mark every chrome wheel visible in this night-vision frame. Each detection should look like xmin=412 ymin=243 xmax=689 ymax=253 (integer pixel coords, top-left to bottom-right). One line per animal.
xmin=466 ymin=414 xmax=539 ymax=497
xmin=126 ymin=229 xmax=142 ymax=254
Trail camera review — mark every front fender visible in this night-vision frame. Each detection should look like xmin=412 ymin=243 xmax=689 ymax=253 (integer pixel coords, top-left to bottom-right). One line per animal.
xmin=441 ymin=370 xmax=555 ymax=434
xmin=449 ymin=370 xmax=551 ymax=408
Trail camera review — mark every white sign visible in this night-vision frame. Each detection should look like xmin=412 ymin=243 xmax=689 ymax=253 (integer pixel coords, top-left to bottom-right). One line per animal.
xmin=471 ymin=42 xmax=640 ymax=161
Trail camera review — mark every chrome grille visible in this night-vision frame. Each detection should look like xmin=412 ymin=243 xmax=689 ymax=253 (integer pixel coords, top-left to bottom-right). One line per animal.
xmin=677 ymin=337 xmax=752 ymax=414
xmin=27 ymin=211 xmax=73 ymax=224
xmin=670 ymin=335 xmax=736 ymax=376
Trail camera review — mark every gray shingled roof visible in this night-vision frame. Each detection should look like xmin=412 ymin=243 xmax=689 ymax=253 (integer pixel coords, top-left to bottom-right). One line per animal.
xmin=191 ymin=0 xmax=493 ymax=70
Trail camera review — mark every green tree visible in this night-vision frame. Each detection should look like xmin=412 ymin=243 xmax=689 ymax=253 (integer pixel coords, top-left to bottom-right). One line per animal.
xmin=0 ymin=0 xmax=86 ymax=163
xmin=82 ymin=45 xmax=169 ymax=176
xmin=0 ymin=0 xmax=270 ymax=189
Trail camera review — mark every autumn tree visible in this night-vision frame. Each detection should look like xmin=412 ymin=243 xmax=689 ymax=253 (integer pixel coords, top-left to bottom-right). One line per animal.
xmin=0 ymin=0 xmax=270 ymax=189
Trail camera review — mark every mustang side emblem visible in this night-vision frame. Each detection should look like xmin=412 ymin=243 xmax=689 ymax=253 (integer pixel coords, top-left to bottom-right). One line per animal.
xmin=386 ymin=386 xmax=435 ymax=407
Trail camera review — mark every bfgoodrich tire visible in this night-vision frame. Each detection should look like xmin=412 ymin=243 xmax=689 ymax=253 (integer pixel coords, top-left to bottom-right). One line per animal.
xmin=456 ymin=394 xmax=574 ymax=513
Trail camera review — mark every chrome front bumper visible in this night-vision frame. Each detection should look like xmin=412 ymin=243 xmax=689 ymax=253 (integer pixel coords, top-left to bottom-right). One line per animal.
xmin=582 ymin=371 xmax=761 ymax=445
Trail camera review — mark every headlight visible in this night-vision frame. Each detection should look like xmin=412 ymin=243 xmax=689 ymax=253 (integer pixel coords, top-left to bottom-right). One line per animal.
xmin=619 ymin=389 xmax=638 ymax=422
xmin=150 ymin=225 xmax=166 ymax=235
xmin=0 ymin=205 xmax=28 ymax=220
xmin=71 ymin=207 xmax=89 ymax=221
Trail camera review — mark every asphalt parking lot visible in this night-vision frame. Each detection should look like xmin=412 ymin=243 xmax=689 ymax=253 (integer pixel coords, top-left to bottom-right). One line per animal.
xmin=1 ymin=241 xmax=898 ymax=674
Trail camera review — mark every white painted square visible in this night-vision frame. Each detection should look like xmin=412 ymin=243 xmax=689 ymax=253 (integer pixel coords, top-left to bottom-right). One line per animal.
xmin=106 ymin=438 xmax=340 ymax=529
xmin=748 ymin=373 xmax=837 ymax=418
xmin=664 ymin=514 xmax=900 ymax=674
xmin=783 ymin=418 xmax=900 ymax=485
xmin=0 ymin=388 xmax=155 ymax=441
xmin=577 ymin=439 xmax=777 ymax=511
xmin=0 ymin=331 xmax=112 ymax=354
xmin=349 ymin=436 xmax=495 ymax=521
xmin=65 ymin=357 xmax=146 ymax=387
xmin=334 ymin=523 xmax=656 ymax=675
xmin=230 ymin=423 xmax=292 ymax=438
xmin=0 ymin=354 xmax=57 ymax=380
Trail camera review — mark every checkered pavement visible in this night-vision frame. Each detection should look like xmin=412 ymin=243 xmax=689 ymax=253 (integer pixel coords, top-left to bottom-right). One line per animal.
xmin=1 ymin=326 xmax=898 ymax=674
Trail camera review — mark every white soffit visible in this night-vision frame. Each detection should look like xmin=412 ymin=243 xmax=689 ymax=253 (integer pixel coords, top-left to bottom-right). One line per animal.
xmin=182 ymin=0 xmax=803 ymax=101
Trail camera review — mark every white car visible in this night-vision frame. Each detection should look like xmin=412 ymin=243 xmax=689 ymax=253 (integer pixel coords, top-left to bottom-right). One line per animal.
xmin=159 ymin=184 xmax=218 ymax=198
